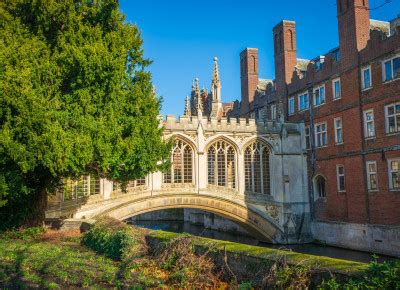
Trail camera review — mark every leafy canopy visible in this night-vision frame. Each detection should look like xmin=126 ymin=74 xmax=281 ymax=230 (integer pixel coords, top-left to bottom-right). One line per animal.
xmin=0 ymin=0 xmax=170 ymax=226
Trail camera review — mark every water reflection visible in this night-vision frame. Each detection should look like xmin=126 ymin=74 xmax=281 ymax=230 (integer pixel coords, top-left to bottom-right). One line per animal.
xmin=129 ymin=220 xmax=397 ymax=264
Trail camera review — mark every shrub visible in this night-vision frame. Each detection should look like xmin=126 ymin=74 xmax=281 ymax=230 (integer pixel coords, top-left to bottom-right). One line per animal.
xmin=81 ymin=217 xmax=148 ymax=261
xmin=155 ymin=235 xmax=220 ymax=287
xmin=320 ymin=259 xmax=400 ymax=289
xmin=2 ymin=226 xmax=45 ymax=241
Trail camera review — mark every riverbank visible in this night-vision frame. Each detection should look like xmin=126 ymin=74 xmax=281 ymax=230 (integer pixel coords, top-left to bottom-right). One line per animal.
xmin=0 ymin=219 xmax=399 ymax=288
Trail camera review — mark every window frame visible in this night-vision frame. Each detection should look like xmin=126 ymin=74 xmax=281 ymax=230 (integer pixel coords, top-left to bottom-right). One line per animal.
xmin=336 ymin=164 xmax=346 ymax=192
xmin=334 ymin=117 xmax=343 ymax=145
xmin=315 ymin=122 xmax=328 ymax=148
xmin=382 ymin=55 xmax=400 ymax=83
xmin=363 ymin=109 xmax=376 ymax=139
xmin=332 ymin=78 xmax=341 ymax=100
xmin=361 ymin=66 xmax=372 ymax=90
xmin=288 ymin=97 xmax=295 ymax=115
xmin=385 ymin=102 xmax=400 ymax=134
xmin=388 ymin=158 xmax=400 ymax=191
xmin=313 ymin=84 xmax=326 ymax=107
xmin=366 ymin=161 xmax=378 ymax=191
xmin=298 ymin=92 xmax=309 ymax=111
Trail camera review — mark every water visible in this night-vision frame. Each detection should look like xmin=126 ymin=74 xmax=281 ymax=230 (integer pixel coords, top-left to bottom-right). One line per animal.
xmin=130 ymin=220 xmax=397 ymax=264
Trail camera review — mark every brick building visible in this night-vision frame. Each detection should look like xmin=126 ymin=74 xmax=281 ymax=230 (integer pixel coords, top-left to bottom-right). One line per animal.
xmin=230 ymin=0 xmax=399 ymax=232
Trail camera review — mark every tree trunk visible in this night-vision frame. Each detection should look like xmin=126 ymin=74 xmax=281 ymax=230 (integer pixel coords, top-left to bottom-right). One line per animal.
xmin=27 ymin=188 xmax=48 ymax=227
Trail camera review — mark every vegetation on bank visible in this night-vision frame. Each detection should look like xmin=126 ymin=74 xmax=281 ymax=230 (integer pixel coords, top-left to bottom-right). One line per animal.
xmin=0 ymin=219 xmax=399 ymax=288
xmin=0 ymin=0 xmax=171 ymax=230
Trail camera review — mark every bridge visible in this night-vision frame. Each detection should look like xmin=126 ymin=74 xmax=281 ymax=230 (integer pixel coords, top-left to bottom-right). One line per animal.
xmin=46 ymin=115 xmax=311 ymax=244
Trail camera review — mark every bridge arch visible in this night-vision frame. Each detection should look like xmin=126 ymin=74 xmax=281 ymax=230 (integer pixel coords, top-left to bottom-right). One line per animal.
xmin=98 ymin=194 xmax=283 ymax=243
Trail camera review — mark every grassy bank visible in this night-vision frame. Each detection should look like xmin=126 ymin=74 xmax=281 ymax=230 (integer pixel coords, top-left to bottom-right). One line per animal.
xmin=0 ymin=218 xmax=399 ymax=288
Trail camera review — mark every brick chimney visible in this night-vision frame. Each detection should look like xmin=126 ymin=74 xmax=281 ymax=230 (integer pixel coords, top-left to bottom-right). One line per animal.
xmin=240 ymin=48 xmax=259 ymax=115
xmin=337 ymin=0 xmax=370 ymax=68
xmin=273 ymin=20 xmax=297 ymax=97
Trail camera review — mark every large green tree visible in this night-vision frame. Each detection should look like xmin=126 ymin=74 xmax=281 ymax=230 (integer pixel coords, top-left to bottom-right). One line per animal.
xmin=0 ymin=0 xmax=171 ymax=229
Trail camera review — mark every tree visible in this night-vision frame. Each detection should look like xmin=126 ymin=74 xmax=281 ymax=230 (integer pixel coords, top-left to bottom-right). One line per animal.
xmin=0 ymin=0 xmax=171 ymax=229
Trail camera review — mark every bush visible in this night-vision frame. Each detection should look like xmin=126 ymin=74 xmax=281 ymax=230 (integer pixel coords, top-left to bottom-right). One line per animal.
xmin=81 ymin=218 xmax=148 ymax=261
xmin=321 ymin=259 xmax=400 ymax=289
xmin=155 ymin=235 xmax=220 ymax=287
xmin=2 ymin=226 xmax=45 ymax=241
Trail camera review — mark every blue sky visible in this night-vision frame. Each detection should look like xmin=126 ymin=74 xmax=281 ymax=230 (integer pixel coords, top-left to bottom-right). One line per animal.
xmin=120 ymin=0 xmax=399 ymax=116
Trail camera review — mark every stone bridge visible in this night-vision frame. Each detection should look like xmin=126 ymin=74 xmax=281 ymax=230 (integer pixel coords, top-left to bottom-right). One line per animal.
xmin=46 ymin=115 xmax=311 ymax=244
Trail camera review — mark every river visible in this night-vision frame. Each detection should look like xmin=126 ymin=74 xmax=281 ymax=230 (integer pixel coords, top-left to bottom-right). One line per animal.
xmin=129 ymin=220 xmax=397 ymax=263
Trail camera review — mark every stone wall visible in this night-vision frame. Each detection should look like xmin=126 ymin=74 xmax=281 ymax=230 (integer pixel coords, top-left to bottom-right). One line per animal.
xmin=184 ymin=209 xmax=250 ymax=235
xmin=312 ymin=221 xmax=400 ymax=257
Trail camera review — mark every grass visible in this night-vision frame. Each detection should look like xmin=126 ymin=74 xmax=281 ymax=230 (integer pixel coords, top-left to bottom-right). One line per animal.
xmin=1 ymin=220 xmax=397 ymax=288
xmin=0 ymin=229 xmax=119 ymax=288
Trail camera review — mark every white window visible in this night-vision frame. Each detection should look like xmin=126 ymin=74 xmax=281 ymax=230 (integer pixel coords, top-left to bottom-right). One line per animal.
xmin=288 ymin=97 xmax=295 ymax=115
xmin=361 ymin=66 xmax=372 ymax=90
xmin=385 ymin=102 xmax=400 ymax=134
xmin=363 ymin=110 xmax=375 ymax=138
xmin=315 ymin=122 xmax=327 ymax=148
xmin=334 ymin=117 xmax=343 ymax=144
xmin=314 ymin=85 xmax=326 ymax=106
xmin=332 ymin=78 xmax=341 ymax=100
xmin=383 ymin=56 xmax=400 ymax=82
xmin=336 ymin=165 xmax=346 ymax=192
xmin=388 ymin=159 xmax=400 ymax=190
xmin=305 ymin=126 xmax=310 ymax=149
xmin=271 ymin=104 xmax=277 ymax=120
xmin=298 ymin=93 xmax=309 ymax=111
xmin=366 ymin=161 xmax=378 ymax=191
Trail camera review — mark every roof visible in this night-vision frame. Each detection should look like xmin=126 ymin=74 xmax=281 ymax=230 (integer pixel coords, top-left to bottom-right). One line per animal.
xmin=370 ymin=19 xmax=390 ymax=35
xmin=295 ymin=59 xmax=310 ymax=72
xmin=257 ymin=79 xmax=274 ymax=92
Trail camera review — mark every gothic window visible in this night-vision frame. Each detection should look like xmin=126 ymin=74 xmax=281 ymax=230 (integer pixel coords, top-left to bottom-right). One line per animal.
xmin=244 ymin=141 xmax=271 ymax=195
xmin=207 ymin=140 xmax=236 ymax=189
xmin=163 ymin=139 xmax=193 ymax=184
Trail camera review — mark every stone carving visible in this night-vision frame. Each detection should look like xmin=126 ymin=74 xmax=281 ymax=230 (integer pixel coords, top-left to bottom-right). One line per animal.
xmin=266 ymin=205 xmax=280 ymax=223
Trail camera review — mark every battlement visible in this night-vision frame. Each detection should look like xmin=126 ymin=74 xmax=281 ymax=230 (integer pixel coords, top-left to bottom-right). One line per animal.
xmin=162 ymin=115 xmax=302 ymax=135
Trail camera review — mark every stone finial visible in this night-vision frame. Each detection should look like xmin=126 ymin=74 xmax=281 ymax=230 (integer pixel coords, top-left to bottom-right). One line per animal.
xmin=195 ymin=77 xmax=200 ymax=94
xmin=211 ymin=57 xmax=221 ymax=102
xmin=184 ymin=95 xmax=191 ymax=116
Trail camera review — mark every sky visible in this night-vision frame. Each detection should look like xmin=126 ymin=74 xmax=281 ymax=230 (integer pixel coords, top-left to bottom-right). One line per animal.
xmin=119 ymin=0 xmax=400 ymax=116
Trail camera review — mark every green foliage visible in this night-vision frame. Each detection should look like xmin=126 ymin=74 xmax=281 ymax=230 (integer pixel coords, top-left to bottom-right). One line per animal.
xmin=0 ymin=0 xmax=171 ymax=229
xmin=81 ymin=218 xmax=147 ymax=260
xmin=2 ymin=226 xmax=45 ymax=241
xmin=321 ymin=259 xmax=400 ymax=289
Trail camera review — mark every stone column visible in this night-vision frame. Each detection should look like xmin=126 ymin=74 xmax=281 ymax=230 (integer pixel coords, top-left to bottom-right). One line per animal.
xmin=237 ymin=150 xmax=245 ymax=195
xmin=152 ymin=171 xmax=163 ymax=191
xmin=102 ymin=179 xmax=113 ymax=200
xmin=196 ymin=117 xmax=207 ymax=191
